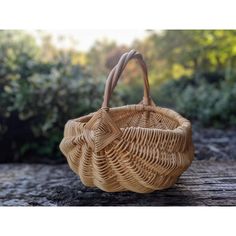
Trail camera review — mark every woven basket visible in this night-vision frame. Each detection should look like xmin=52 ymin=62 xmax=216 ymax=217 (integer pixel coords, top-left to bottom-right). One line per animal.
xmin=59 ymin=50 xmax=194 ymax=193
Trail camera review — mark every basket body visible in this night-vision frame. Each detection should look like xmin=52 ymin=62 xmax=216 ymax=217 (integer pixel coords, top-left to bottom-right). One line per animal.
xmin=59 ymin=50 xmax=194 ymax=193
xmin=60 ymin=105 xmax=194 ymax=193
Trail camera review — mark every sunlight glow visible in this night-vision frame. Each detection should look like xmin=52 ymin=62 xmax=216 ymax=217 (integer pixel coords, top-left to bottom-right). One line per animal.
xmin=28 ymin=30 xmax=148 ymax=51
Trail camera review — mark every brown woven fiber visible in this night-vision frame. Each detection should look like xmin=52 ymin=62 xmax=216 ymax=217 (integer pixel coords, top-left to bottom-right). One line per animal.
xmin=59 ymin=50 xmax=194 ymax=193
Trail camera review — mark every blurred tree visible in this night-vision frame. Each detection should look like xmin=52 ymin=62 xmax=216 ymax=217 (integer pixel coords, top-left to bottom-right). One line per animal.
xmin=134 ymin=30 xmax=236 ymax=85
xmin=1 ymin=30 xmax=236 ymax=163
xmin=0 ymin=30 xmax=39 ymax=84
xmin=0 ymin=31 xmax=114 ymax=162
xmin=105 ymin=46 xmax=128 ymax=70
xmin=87 ymin=39 xmax=117 ymax=78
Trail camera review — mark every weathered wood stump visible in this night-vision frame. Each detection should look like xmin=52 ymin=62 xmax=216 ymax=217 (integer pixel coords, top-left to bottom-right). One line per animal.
xmin=0 ymin=160 xmax=235 ymax=206
xmin=0 ymin=127 xmax=236 ymax=206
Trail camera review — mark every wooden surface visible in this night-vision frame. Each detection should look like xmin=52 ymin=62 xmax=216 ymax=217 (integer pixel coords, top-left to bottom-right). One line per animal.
xmin=0 ymin=159 xmax=235 ymax=206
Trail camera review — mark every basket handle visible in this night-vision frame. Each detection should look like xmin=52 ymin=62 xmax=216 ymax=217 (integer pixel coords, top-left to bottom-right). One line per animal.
xmin=102 ymin=49 xmax=151 ymax=108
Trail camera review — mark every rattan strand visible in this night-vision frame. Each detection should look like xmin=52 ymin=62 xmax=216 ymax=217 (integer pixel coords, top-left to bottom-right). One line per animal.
xmin=59 ymin=50 xmax=194 ymax=193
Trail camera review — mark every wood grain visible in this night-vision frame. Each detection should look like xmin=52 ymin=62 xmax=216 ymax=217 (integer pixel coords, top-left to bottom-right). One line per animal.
xmin=0 ymin=160 xmax=235 ymax=206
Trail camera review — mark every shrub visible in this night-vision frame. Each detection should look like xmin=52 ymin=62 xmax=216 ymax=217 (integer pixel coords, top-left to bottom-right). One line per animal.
xmin=0 ymin=70 xmax=107 ymax=162
xmin=156 ymin=78 xmax=236 ymax=127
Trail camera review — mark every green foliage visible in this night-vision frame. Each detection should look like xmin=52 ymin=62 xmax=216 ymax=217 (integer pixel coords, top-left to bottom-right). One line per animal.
xmin=0 ymin=69 xmax=107 ymax=161
xmin=0 ymin=30 xmax=39 ymax=81
xmin=155 ymin=78 xmax=236 ymax=127
xmin=87 ymin=39 xmax=118 ymax=78
xmin=135 ymin=30 xmax=236 ymax=85
xmin=1 ymin=30 xmax=236 ymax=162
xmin=0 ymin=31 xmax=122 ymax=162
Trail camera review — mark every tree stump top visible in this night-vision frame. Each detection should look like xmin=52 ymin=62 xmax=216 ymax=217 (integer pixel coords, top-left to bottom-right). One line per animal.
xmin=0 ymin=160 xmax=235 ymax=206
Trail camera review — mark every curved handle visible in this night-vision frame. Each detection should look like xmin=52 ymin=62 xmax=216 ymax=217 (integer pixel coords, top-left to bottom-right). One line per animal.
xmin=102 ymin=49 xmax=151 ymax=108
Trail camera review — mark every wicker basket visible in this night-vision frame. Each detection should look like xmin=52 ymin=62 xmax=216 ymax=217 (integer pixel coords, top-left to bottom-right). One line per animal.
xmin=59 ymin=50 xmax=194 ymax=193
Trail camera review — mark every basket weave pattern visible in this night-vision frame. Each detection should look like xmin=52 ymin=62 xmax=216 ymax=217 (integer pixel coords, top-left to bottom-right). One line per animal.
xmin=60 ymin=50 xmax=194 ymax=193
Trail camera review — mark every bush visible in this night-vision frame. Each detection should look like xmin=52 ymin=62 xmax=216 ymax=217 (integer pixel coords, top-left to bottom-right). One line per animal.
xmin=156 ymin=78 xmax=236 ymax=127
xmin=1 ymin=30 xmax=236 ymax=163
xmin=0 ymin=69 xmax=108 ymax=162
xmin=0 ymin=31 xmax=123 ymax=163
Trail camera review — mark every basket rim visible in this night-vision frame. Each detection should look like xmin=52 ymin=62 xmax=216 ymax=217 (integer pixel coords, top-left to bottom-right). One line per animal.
xmin=63 ymin=104 xmax=193 ymax=153
xmin=69 ymin=104 xmax=191 ymax=135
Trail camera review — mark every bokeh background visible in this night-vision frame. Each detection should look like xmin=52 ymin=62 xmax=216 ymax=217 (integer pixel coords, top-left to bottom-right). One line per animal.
xmin=1 ymin=30 xmax=236 ymax=163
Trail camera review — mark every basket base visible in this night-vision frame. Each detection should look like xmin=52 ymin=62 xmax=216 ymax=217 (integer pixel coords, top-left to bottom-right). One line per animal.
xmin=80 ymin=175 xmax=179 ymax=193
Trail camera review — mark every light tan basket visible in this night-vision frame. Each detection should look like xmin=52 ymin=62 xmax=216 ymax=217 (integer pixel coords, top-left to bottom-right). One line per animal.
xmin=59 ymin=50 xmax=194 ymax=193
